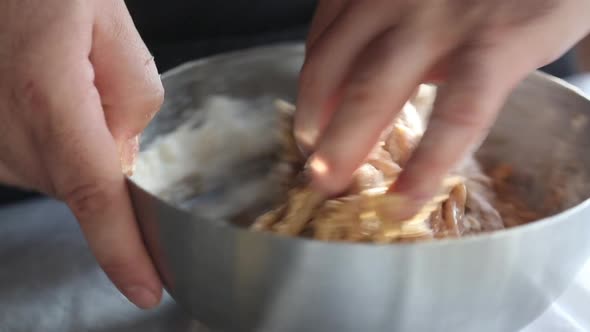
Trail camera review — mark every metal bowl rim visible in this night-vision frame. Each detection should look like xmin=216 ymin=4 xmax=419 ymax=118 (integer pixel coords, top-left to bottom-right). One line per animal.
xmin=129 ymin=42 xmax=590 ymax=249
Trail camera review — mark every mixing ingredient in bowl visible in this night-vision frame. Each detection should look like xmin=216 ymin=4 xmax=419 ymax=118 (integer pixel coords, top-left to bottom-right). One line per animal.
xmin=296 ymin=0 xmax=590 ymax=225
xmin=0 ymin=0 xmax=589 ymax=312
xmin=253 ymin=88 xmax=543 ymax=243
xmin=251 ymin=97 xmax=507 ymax=242
xmin=132 ymin=86 xmax=545 ymax=244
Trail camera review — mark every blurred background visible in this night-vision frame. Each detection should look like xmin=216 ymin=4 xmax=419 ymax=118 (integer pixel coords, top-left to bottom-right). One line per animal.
xmin=0 ymin=0 xmax=589 ymax=205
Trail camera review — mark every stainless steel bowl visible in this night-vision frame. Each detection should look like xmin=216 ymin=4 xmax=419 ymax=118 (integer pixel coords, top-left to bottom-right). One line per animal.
xmin=129 ymin=43 xmax=590 ymax=332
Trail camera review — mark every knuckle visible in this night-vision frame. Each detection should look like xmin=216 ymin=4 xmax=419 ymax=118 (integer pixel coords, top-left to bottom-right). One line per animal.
xmin=34 ymin=83 xmax=98 ymax=143
xmin=19 ymin=62 xmax=97 ymax=116
xmin=12 ymin=78 xmax=46 ymax=114
xmin=432 ymin=73 xmax=499 ymax=133
xmin=61 ymin=179 xmax=117 ymax=219
xmin=344 ymin=81 xmax=380 ymax=106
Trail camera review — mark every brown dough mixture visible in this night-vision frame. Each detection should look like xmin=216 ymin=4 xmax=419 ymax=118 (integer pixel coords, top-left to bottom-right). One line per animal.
xmin=251 ymin=97 xmax=539 ymax=243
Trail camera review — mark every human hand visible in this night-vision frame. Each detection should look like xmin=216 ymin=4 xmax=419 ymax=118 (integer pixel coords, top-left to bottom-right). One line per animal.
xmin=296 ymin=0 xmax=590 ymax=218
xmin=0 ymin=0 xmax=164 ymax=308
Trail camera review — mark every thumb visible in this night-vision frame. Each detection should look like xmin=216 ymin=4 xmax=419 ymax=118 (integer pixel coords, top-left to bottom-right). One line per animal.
xmin=91 ymin=0 xmax=164 ymax=175
xmin=37 ymin=55 xmax=163 ymax=309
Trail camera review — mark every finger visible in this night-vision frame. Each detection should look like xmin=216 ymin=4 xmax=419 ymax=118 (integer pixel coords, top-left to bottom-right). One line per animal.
xmin=91 ymin=0 xmax=164 ymax=174
xmin=390 ymin=47 xmax=525 ymax=220
xmin=308 ymin=24 xmax=454 ymax=195
xmin=295 ymin=0 xmax=399 ymax=150
xmin=0 ymin=161 xmax=28 ymax=189
xmin=424 ymin=59 xmax=450 ymax=84
xmin=37 ymin=57 xmax=162 ymax=309
xmin=306 ymin=0 xmax=348 ymax=51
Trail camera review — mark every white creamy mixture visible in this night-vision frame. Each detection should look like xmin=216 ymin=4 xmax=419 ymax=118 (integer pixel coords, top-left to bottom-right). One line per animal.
xmin=131 ymin=95 xmax=292 ymax=221
xmin=132 ymin=96 xmax=278 ymax=195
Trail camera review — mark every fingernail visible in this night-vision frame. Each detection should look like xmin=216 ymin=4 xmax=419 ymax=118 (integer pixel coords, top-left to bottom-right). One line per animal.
xmin=308 ymin=154 xmax=329 ymax=176
xmin=305 ymin=154 xmax=356 ymax=196
xmin=124 ymin=286 xmax=159 ymax=309
xmin=294 ymin=126 xmax=319 ymax=153
xmin=120 ymin=136 xmax=140 ymax=176
xmin=305 ymin=154 xmax=333 ymax=192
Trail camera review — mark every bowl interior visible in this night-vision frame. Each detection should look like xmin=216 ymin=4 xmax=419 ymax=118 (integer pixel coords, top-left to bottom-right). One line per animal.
xmin=132 ymin=43 xmax=590 ymax=231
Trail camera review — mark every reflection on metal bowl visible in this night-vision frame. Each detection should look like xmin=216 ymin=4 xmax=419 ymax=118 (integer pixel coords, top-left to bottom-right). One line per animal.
xmin=128 ymin=44 xmax=590 ymax=332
